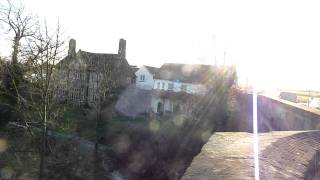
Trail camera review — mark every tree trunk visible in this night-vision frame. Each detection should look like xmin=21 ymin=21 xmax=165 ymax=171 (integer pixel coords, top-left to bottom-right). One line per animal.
xmin=39 ymin=103 xmax=47 ymax=179
xmin=12 ymin=36 xmax=19 ymax=65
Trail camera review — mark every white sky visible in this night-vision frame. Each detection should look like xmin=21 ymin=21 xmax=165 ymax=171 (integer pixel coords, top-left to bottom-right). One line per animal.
xmin=1 ymin=0 xmax=320 ymax=90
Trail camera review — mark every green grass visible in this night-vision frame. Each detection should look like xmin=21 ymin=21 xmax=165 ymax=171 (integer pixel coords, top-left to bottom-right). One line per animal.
xmin=55 ymin=107 xmax=86 ymax=133
xmin=106 ymin=113 xmax=149 ymax=135
xmin=58 ymin=107 xmax=150 ymax=141
xmin=63 ymin=108 xmax=85 ymax=122
xmin=110 ymin=113 xmax=149 ymax=127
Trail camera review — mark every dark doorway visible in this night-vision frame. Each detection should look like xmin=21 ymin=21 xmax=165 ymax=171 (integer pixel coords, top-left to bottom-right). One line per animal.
xmin=157 ymin=102 xmax=163 ymax=114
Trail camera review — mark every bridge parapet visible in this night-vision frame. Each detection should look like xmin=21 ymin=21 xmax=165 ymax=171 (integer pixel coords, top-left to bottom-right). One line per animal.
xmin=258 ymin=95 xmax=320 ymax=130
xmin=181 ymin=131 xmax=320 ymax=180
xmin=229 ymin=93 xmax=320 ymax=132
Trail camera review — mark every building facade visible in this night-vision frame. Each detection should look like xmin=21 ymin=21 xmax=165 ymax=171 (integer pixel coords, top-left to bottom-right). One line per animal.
xmin=135 ymin=65 xmax=157 ymax=90
xmin=55 ymin=38 xmax=132 ymax=105
xmin=135 ymin=64 xmax=207 ymax=94
xmin=135 ymin=63 xmax=214 ymax=113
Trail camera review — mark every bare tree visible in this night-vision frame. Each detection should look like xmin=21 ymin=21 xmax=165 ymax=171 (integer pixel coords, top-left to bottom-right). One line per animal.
xmin=0 ymin=0 xmax=37 ymax=64
xmin=0 ymin=0 xmax=37 ymax=124
xmin=87 ymin=60 xmax=129 ymax=178
xmin=24 ymin=21 xmax=65 ymax=179
xmin=1 ymin=1 xmax=66 ymax=178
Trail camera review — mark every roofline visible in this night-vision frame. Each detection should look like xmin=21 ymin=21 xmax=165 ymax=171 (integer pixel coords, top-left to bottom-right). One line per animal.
xmin=161 ymin=63 xmax=217 ymax=67
xmin=140 ymin=65 xmax=153 ymax=76
xmin=141 ymin=65 xmax=159 ymax=76
xmin=153 ymin=78 xmax=196 ymax=84
xmin=78 ymin=50 xmax=120 ymax=56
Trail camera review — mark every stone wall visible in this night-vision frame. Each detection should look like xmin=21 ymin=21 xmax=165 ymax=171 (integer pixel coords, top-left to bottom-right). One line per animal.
xmin=229 ymin=93 xmax=320 ymax=132
xmin=181 ymin=94 xmax=320 ymax=180
xmin=181 ymin=131 xmax=320 ymax=180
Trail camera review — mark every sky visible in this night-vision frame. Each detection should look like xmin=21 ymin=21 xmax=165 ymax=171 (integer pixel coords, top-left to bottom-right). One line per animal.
xmin=1 ymin=0 xmax=320 ymax=90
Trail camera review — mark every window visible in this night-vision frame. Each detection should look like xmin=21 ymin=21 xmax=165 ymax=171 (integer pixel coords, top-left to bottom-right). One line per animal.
xmin=80 ymin=73 xmax=85 ymax=81
xmin=91 ymin=73 xmax=97 ymax=82
xmin=75 ymin=89 xmax=79 ymax=99
xmin=181 ymin=84 xmax=187 ymax=92
xmin=81 ymin=88 xmax=85 ymax=100
xmin=162 ymin=82 xmax=165 ymax=89
xmin=74 ymin=72 xmax=78 ymax=80
xmin=168 ymin=83 xmax=174 ymax=90
xmin=140 ymin=74 xmax=145 ymax=81
xmin=157 ymin=82 xmax=160 ymax=89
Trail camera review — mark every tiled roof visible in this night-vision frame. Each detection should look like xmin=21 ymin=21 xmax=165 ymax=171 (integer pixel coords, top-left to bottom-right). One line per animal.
xmin=57 ymin=50 xmax=130 ymax=70
xmin=155 ymin=63 xmax=217 ymax=83
xmin=144 ymin=66 xmax=159 ymax=75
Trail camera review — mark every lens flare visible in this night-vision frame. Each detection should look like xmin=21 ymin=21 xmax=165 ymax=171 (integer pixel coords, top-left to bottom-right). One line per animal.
xmin=0 ymin=139 xmax=7 ymax=153
xmin=253 ymin=88 xmax=260 ymax=180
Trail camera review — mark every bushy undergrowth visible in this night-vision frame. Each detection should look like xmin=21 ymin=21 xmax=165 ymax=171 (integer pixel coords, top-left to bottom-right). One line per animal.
xmin=0 ymin=66 xmax=237 ymax=179
xmin=100 ymin=67 xmax=237 ymax=180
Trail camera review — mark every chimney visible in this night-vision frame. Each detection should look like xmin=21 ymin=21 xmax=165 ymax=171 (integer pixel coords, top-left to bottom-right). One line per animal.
xmin=68 ymin=39 xmax=76 ymax=57
xmin=118 ymin=39 xmax=126 ymax=59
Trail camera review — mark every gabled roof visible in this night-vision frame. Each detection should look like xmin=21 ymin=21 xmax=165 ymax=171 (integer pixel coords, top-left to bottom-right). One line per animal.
xmin=154 ymin=63 xmax=218 ymax=83
xmin=130 ymin=65 xmax=139 ymax=73
xmin=144 ymin=65 xmax=159 ymax=75
xmin=57 ymin=50 xmax=130 ymax=70
xmin=79 ymin=50 xmax=123 ymax=66
xmin=79 ymin=50 xmax=120 ymax=59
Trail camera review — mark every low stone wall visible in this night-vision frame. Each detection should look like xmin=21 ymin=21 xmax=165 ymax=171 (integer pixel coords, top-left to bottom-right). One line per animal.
xmin=182 ymin=94 xmax=320 ymax=179
xmin=181 ymin=131 xmax=320 ymax=180
xmin=229 ymin=93 xmax=320 ymax=132
xmin=258 ymin=95 xmax=320 ymax=131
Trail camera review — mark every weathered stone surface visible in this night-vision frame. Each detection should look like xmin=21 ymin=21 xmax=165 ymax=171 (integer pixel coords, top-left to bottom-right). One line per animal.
xmin=229 ymin=93 xmax=320 ymax=132
xmin=181 ymin=131 xmax=320 ymax=180
xmin=55 ymin=39 xmax=133 ymax=106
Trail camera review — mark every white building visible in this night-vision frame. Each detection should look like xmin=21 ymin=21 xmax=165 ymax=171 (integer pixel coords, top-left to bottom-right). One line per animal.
xmin=135 ymin=65 xmax=158 ymax=90
xmin=310 ymin=98 xmax=320 ymax=109
xmin=135 ymin=63 xmax=214 ymax=113
xmin=135 ymin=64 xmax=207 ymax=94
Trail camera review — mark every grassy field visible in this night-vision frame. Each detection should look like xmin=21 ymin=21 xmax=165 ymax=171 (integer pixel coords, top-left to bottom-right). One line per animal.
xmin=58 ymin=107 xmax=150 ymax=141
xmin=57 ymin=107 xmax=84 ymax=132
xmin=110 ymin=113 xmax=149 ymax=127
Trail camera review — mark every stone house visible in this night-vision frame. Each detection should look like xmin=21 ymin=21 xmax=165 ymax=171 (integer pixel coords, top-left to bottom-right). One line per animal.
xmin=55 ymin=38 xmax=132 ymax=106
